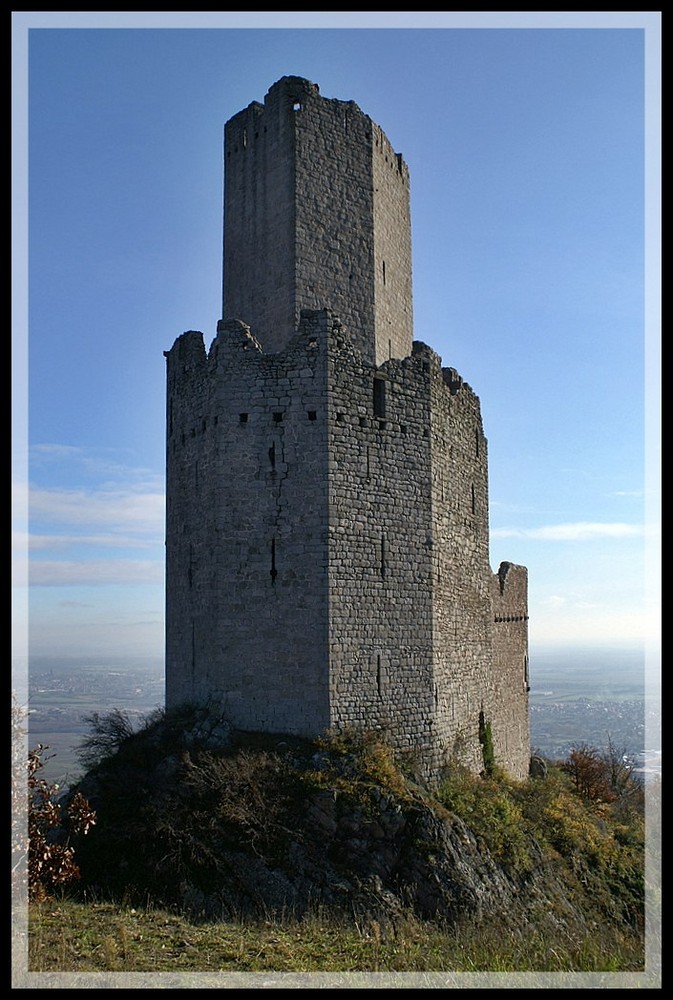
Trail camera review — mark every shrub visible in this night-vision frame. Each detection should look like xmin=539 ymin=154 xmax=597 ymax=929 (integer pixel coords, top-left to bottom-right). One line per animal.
xmin=436 ymin=769 xmax=535 ymax=875
xmin=478 ymin=712 xmax=495 ymax=776
xmin=76 ymin=708 xmax=141 ymax=771
xmin=27 ymin=744 xmax=96 ymax=901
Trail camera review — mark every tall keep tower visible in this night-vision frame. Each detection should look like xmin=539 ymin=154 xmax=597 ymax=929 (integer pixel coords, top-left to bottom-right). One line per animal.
xmin=222 ymin=76 xmax=412 ymax=364
xmin=165 ymin=77 xmax=530 ymax=780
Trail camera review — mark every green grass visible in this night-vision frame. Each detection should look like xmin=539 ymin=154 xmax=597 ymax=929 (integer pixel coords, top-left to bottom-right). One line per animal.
xmin=28 ymin=898 xmax=645 ymax=973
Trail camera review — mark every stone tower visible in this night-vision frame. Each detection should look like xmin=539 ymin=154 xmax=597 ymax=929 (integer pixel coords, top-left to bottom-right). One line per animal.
xmin=222 ymin=76 xmax=412 ymax=365
xmin=165 ymin=76 xmax=530 ymax=780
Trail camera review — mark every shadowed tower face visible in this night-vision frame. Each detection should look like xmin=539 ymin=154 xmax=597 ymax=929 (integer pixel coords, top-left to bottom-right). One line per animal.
xmin=222 ymin=76 xmax=413 ymax=365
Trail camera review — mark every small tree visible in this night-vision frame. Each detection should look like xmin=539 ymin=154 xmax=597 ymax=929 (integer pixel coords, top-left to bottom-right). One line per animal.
xmin=562 ymin=738 xmax=643 ymax=807
xmin=76 ymin=707 xmax=138 ymax=770
xmin=563 ymin=742 xmax=615 ymax=802
xmin=27 ymin=744 xmax=96 ymax=901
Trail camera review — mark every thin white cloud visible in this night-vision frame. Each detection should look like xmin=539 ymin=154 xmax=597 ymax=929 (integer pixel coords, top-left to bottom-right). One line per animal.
xmin=22 ymin=532 xmax=161 ymax=552
xmin=28 ymin=559 xmax=165 ymax=587
xmin=540 ymin=595 xmax=567 ymax=609
xmin=28 ymin=484 xmax=165 ymax=534
xmin=30 ymin=442 xmax=157 ymax=472
xmin=492 ymin=521 xmax=643 ymax=541
xmin=30 ymin=443 xmax=84 ymax=459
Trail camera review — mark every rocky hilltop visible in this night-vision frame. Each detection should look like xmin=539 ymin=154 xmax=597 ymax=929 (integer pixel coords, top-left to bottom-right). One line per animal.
xmin=69 ymin=707 xmax=644 ymax=948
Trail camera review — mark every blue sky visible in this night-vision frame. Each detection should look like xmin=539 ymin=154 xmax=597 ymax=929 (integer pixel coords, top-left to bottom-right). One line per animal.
xmin=13 ymin=12 xmax=660 ymax=683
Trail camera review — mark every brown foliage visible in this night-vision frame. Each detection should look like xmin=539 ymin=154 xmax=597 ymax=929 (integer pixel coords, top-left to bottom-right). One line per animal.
xmin=561 ymin=739 xmax=640 ymax=806
xmin=27 ymin=744 xmax=96 ymax=901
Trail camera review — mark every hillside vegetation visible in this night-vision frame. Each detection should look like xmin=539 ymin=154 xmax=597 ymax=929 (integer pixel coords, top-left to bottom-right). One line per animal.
xmin=25 ymin=706 xmax=650 ymax=974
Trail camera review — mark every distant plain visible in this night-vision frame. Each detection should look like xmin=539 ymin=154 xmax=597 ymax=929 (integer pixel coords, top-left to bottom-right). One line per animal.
xmin=23 ymin=643 xmax=659 ymax=788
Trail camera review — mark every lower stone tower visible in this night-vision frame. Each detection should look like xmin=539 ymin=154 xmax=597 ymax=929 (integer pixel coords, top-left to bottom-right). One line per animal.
xmin=165 ymin=78 xmax=530 ymax=780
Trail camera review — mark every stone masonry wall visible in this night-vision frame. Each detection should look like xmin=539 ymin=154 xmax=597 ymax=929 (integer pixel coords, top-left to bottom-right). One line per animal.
xmin=223 ymin=86 xmax=296 ymax=352
xmin=165 ymin=313 xmax=333 ymax=735
xmin=222 ymin=78 xmax=413 ymax=365
xmin=490 ymin=563 xmax=530 ymax=779
xmin=371 ymin=123 xmax=414 ymax=365
xmin=325 ymin=317 xmax=436 ymax=760
xmin=165 ymin=308 xmax=530 ymax=777
xmin=425 ymin=352 xmax=495 ymax=774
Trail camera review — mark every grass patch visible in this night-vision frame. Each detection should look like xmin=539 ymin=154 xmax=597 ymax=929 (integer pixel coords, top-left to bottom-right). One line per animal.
xmin=28 ymin=898 xmax=645 ymax=973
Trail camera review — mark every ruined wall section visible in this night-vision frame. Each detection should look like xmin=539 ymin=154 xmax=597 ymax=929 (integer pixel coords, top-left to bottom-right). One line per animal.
xmin=490 ymin=563 xmax=530 ymax=779
xmin=324 ymin=318 xmax=436 ymax=759
xmin=165 ymin=331 xmax=216 ymax=711
xmin=165 ymin=312 xmax=333 ymax=735
xmin=424 ymin=353 xmax=495 ymax=773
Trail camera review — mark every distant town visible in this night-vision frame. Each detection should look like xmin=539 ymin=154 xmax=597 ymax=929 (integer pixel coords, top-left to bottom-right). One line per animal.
xmin=23 ymin=646 xmax=660 ymax=789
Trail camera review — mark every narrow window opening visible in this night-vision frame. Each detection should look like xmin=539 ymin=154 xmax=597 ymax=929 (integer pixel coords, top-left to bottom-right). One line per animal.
xmin=471 ymin=484 xmax=476 ymax=515
xmin=366 ymin=446 xmax=370 ymax=479
xmin=373 ymin=377 xmax=386 ymax=418
xmin=269 ymin=442 xmax=276 ymax=468
xmin=380 ymin=534 xmax=386 ymax=579
xmin=388 ymin=338 xmax=392 ymax=359
xmin=400 ymin=424 xmax=407 ymax=434
xmin=336 ymin=412 xmax=344 ymax=422
xmin=239 ymin=413 xmax=248 ymax=423
xmin=475 ymin=429 xmax=480 ymax=457
xmin=376 ymin=655 xmax=382 ymax=698
xmin=382 ymin=260 xmax=386 ymax=286
xmin=292 ymin=100 xmax=302 ymax=112
xmin=273 ymin=412 xmax=283 ymax=423
xmin=308 ymin=410 xmax=317 ymax=421
xmin=202 ymin=419 xmax=207 ymax=432
xmin=270 ymin=539 xmax=278 ymax=584
xmin=242 ymin=128 xmax=247 ymax=148
xmin=359 ymin=416 xmax=367 ymax=428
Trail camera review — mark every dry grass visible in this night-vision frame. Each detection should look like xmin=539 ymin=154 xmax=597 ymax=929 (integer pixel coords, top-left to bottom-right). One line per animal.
xmin=28 ymin=897 xmax=645 ymax=974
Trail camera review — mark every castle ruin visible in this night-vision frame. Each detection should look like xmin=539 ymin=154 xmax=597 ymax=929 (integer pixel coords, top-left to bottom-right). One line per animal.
xmin=164 ymin=76 xmax=530 ymax=779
